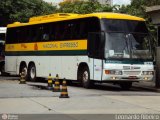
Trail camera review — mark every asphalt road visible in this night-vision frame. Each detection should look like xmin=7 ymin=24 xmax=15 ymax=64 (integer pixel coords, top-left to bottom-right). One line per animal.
xmin=0 ymin=76 xmax=160 ymax=116
xmin=0 ymin=76 xmax=160 ymax=98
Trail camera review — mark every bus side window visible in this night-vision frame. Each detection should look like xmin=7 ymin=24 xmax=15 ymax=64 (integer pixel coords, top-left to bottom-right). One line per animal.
xmin=18 ymin=27 xmax=29 ymax=43
xmin=6 ymin=28 xmax=14 ymax=44
xmin=31 ymin=25 xmax=42 ymax=42
xmin=7 ymin=28 xmax=17 ymax=44
xmin=71 ymin=20 xmax=81 ymax=39
xmin=54 ymin=23 xmax=61 ymax=40
xmin=25 ymin=26 xmax=31 ymax=43
xmin=15 ymin=28 xmax=20 ymax=43
xmin=79 ymin=19 xmax=88 ymax=39
xmin=29 ymin=26 xmax=36 ymax=42
xmin=42 ymin=24 xmax=50 ymax=41
xmin=49 ymin=23 xmax=55 ymax=41
xmin=62 ymin=21 xmax=72 ymax=40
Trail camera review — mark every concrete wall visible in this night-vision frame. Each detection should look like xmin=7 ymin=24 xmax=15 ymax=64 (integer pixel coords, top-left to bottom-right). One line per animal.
xmin=146 ymin=6 xmax=160 ymax=25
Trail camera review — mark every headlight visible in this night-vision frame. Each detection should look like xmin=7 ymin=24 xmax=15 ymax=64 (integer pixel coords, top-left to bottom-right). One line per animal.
xmin=114 ymin=70 xmax=122 ymax=75
xmin=142 ymin=71 xmax=153 ymax=75
xmin=105 ymin=70 xmax=122 ymax=75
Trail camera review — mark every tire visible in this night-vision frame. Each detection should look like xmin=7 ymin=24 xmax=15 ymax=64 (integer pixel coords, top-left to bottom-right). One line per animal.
xmin=119 ymin=82 xmax=132 ymax=90
xmin=78 ymin=66 xmax=91 ymax=88
xmin=28 ymin=63 xmax=36 ymax=82
xmin=20 ymin=64 xmax=28 ymax=79
xmin=0 ymin=63 xmax=5 ymax=76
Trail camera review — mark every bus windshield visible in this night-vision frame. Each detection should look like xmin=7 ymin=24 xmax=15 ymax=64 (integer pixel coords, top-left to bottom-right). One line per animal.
xmin=101 ymin=19 xmax=152 ymax=60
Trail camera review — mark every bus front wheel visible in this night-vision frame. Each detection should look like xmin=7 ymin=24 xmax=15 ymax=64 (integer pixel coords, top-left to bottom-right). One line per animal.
xmin=28 ymin=63 xmax=36 ymax=81
xmin=78 ymin=66 xmax=91 ymax=88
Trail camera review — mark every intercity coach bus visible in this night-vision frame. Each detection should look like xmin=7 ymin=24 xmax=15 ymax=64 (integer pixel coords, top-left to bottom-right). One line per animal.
xmin=5 ymin=13 xmax=154 ymax=89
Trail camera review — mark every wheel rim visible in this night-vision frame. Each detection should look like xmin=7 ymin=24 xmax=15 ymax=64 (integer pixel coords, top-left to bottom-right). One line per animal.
xmin=83 ymin=71 xmax=89 ymax=82
xmin=30 ymin=67 xmax=36 ymax=79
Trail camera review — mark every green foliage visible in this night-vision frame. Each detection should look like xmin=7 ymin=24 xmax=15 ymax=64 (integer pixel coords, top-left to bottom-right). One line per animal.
xmin=0 ymin=0 xmax=56 ymax=26
xmin=58 ymin=0 xmax=113 ymax=13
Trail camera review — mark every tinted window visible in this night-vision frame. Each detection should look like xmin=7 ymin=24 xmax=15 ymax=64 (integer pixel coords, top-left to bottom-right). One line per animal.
xmin=6 ymin=17 xmax=101 ymax=44
xmin=54 ymin=17 xmax=100 ymax=40
xmin=6 ymin=28 xmax=18 ymax=44
xmin=101 ymin=19 xmax=148 ymax=33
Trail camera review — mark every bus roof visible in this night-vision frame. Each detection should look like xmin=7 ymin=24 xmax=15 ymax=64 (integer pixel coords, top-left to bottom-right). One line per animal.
xmin=0 ymin=27 xmax=7 ymax=33
xmin=7 ymin=12 xmax=145 ymax=28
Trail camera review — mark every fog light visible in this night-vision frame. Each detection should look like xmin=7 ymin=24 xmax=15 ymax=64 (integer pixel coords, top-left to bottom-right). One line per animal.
xmin=144 ymin=77 xmax=148 ymax=80
xmin=112 ymin=77 xmax=116 ymax=80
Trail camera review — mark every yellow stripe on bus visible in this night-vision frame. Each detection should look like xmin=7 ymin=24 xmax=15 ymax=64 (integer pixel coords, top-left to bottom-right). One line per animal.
xmin=5 ymin=40 xmax=87 ymax=52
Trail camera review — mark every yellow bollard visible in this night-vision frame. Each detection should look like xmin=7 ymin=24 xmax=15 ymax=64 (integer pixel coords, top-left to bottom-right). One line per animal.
xmin=19 ymin=72 xmax=26 ymax=84
xmin=47 ymin=73 xmax=53 ymax=90
xmin=53 ymin=74 xmax=60 ymax=92
xmin=59 ymin=78 xmax=69 ymax=98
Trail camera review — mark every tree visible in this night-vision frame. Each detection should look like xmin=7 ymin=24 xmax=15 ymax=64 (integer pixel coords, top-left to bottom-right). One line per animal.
xmin=58 ymin=0 xmax=113 ymax=14
xmin=0 ymin=0 xmax=57 ymax=26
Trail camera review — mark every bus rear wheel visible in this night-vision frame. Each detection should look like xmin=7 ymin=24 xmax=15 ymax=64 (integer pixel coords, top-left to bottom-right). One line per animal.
xmin=119 ymin=82 xmax=132 ymax=90
xmin=0 ymin=63 xmax=5 ymax=76
xmin=28 ymin=63 xmax=36 ymax=82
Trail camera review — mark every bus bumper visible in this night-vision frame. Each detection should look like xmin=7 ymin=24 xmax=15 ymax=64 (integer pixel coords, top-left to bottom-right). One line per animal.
xmin=101 ymin=69 xmax=154 ymax=82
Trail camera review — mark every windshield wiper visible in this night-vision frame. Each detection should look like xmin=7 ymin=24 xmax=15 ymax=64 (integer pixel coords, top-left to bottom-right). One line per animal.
xmin=126 ymin=33 xmax=152 ymax=59
xmin=125 ymin=33 xmax=132 ymax=58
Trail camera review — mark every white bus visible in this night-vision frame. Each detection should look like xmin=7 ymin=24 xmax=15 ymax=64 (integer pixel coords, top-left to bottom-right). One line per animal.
xmin=0 ymin=27 xmax=6 ymax=75
xmin=5 ymin=13 xmax=154 ymax=89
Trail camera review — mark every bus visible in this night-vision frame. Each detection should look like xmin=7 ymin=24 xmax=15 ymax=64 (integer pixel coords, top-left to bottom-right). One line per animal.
xmin=0 ymin=27 xmax=6 ymax=75
xmin=5 ymin=13 xmax=154 ymax=89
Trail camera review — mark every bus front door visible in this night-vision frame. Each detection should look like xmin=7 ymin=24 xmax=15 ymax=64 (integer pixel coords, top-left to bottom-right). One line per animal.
xmin=93 ymin=59 xmax=102 ymax=81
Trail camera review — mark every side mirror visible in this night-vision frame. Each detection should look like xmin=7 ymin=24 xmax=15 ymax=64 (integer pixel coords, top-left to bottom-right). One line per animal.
xmin=87 ymin=32 xmax=105 ymax=59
